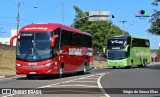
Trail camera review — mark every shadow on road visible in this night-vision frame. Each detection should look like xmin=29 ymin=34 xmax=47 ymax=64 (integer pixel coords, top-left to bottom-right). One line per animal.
xmin=145 ymin=64 xmax=160 ymax=70
xmin=15 ymin=72 xmax=91 ymax=80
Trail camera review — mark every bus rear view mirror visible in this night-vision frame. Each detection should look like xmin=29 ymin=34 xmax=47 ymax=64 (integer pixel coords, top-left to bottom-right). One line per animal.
xmin=10 ymin=35 xmax=18 ymax=46
xmin=51 ymin=35 xmax=59 ymax=46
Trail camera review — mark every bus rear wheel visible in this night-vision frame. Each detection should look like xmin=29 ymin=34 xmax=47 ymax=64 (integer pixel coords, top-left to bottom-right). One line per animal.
xmin=26 ymin=74 xmax=33 ymax=79
xmin=143 ymin=60 xmax=147 ymax=68
xmin=59 ymin=66 xmax=64 ymax=78
xmin=78 ymin=64 xmax=87 ymax=75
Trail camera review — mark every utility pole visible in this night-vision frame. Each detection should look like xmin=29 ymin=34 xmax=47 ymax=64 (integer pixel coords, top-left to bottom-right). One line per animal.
xmin=15 ymin=3 xmax=23 ymax=35
xmin=17 ymin=3 xmax=21 ymax=35
xmin=61 ymin=2 xmax=64 ymax=24
xmin=119 ymin=20 xmax=127 ymax=35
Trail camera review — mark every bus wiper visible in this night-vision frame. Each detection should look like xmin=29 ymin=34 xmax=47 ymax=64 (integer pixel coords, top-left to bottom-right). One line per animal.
xmin=23 ymin=48 xmax=32 ymax=61
xmin=33 ymin=48 xmax=41 ymax=60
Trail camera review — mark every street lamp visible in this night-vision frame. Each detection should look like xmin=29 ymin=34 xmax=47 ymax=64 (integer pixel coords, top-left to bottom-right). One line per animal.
xmin=15 ymin=3 xmax=38 ymax=35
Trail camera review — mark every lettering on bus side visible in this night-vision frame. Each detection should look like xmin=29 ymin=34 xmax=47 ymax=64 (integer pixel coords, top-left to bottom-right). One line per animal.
xmin=69 ymin=48 xmax=82 ymax=56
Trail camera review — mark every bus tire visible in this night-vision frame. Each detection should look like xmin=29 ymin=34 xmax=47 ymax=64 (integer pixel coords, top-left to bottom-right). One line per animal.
xmin=113 ymin=66 xmax=116 ymax=69
xmin=78 ymin=63 xmax=87 ymax=75
xmin=59 ymin=64 xmax=64 ymax=78
xmin=129 ymin=62 xmax=134 ymax=69
xmin=26 ymin=74 xmax=33 ymax=79
xmin=143 ymin=60 xmax=147 ymax=68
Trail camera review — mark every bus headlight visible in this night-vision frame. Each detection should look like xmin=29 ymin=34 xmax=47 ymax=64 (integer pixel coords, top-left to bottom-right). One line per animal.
xmin=16 ymin=64 xmax=21 ymax=67
xmin=44 ymin=63 xmax=52 ymax=67
xmin=44 ymin=61 xmax=55 ymax=67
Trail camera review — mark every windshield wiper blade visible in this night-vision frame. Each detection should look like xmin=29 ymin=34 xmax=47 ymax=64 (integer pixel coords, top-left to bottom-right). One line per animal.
xmin=34 ymin=48 xmax=41 ymax=60
xmin=23 ymin=48 xmax=32 ymax=61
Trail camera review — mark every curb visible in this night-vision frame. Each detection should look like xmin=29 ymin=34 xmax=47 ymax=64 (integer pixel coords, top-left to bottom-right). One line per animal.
xmin=0 ymin=75 xmax=16 ymax=79
xmin=92 ymin=67 xmax=107 ymax=69
xmin=0 ymin=76 xmax=5 ymax=79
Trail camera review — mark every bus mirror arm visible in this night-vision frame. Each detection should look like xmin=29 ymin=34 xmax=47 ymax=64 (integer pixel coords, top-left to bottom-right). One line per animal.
xmin=125 ymin=45 xmax=129 ymax=52
xmin=10 ymin=35 xmax=18 ymax=46
xmin=51 ymin=35 xmax=59 ymax=46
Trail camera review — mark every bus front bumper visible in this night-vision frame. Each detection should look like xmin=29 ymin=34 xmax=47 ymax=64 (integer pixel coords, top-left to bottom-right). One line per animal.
xmin=107 ymin=59 xmax=128 ymax=68
xmin=16 ymin=65 xmax=54 ymax=75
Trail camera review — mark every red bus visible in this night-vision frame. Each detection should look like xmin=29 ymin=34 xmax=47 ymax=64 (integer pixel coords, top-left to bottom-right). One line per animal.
xmin=10 ymin=23 xmax=93 ymax=79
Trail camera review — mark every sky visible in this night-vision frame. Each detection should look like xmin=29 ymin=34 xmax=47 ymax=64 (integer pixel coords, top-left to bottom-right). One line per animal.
xmin=0 ymin=0 xmax=160 ymax=49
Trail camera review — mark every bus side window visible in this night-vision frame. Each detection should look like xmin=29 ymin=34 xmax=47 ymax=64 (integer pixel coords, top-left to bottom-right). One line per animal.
xmin=53 ymin=29 xmax=61 ymax=55
xmin=60 ymin=30 xmax=71 ymax=47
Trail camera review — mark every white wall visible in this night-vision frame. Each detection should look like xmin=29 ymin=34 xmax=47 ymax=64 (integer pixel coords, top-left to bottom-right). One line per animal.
xmin=0 ymin=29 xmax=17 ymax=46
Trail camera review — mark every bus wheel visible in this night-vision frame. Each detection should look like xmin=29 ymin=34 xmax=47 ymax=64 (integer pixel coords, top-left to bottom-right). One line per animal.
xmin=79 ymin=64 xmax=87 ymax=75
xmin=113 ymin=66 xmax=116 ymax=69
xmin=26 ymin=74 xmax=33 ymax=79
xmin=59 ymin=66 xmax=64 ymax=78
xmin=143 ymin=60 xmax=147 ymax=68
xmin=83 ymin=64 xmax=87 ymax=73
xmin=130 ymin=62 xmax=134 ymax=69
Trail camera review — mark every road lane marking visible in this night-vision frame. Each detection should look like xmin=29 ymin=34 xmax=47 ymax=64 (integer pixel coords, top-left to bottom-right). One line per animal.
xmin=48 ymin=84 xmax=99 ymax=88
xmin=39 ymin=73 xmax=104 ymax=88
xmin=73 ymin=81 xmax=96 ymax=83
xmin=3 ymin=73 xmax=104 ymax=97
xmin=97 ymin=72 xmax=111 ymax=97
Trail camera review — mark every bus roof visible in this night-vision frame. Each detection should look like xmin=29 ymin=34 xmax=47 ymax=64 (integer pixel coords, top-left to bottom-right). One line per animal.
xmin=109 ymin=35 xmax=149 ymax=40
xmin=20 ymin=23 xmax=91 ymax=36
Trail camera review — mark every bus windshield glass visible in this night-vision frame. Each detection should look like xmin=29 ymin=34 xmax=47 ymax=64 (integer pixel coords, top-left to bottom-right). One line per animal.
xmin=16 ymin=32 xmax=53 ymax=61
xmin=107 ymin=50 xmax=127 ymax=60
xmin=107 ymin=39 xmax=127 ymax=49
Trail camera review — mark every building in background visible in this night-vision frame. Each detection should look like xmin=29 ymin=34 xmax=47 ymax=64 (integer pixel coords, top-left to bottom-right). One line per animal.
xmin=150 ymin=49 xmax=160 ymax=62
xmin=0 ymin=29 xmax=17 ymax=46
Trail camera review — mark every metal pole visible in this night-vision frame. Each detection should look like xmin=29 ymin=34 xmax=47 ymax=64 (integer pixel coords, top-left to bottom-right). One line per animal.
xmin=16 ymin=3 xmax=21 ymax=35
xmin=119 ymin=20 xmax=127 ymax=35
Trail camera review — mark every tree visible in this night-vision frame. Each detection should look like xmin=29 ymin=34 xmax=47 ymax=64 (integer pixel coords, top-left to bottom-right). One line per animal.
xmin=72 ymin=6 xmax=129 ymax=52
xmin=148 ymin=0 xmax=160 ymax=35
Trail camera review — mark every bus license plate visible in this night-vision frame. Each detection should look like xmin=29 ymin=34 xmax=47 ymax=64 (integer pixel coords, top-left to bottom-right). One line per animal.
xmin=29 ymin=72 xmax=36 ymax=74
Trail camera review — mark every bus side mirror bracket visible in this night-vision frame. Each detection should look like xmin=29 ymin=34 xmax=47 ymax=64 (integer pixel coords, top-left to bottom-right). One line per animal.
xmin=51 ymin=35 xmax=59 ymax=46
xmin=10 ymin=35 xmax=18 ymax=46
xmin=125 ymin=45 xmax=129 ymax=52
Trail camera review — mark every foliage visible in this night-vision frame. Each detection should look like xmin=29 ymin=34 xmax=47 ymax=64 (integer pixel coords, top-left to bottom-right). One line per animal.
xmin=148 ymin=0 xmax=160 ymax=35
xmin=72 ymin=6 xmax=129 ymax=52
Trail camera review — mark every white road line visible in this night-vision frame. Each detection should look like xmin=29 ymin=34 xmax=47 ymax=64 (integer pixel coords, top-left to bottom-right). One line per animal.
xmin=82 ymin=78 xmax=97 ymax=79
xmin=3 ymin=73 xmax=104 ymax=97
xmin=73 ymin=81 xmax=96 ymax=83
xmin=48 ymin=84 xmax=99 ymax=88
xmin=39 ymin=73 xmax=103 ymax=88
xmin=97 ymin=72 xmax=111 ymax=97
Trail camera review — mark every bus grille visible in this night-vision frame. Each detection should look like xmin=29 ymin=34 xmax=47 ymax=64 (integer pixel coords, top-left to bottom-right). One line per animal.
xmin=23 ymin=65 xmax=43 ymax=68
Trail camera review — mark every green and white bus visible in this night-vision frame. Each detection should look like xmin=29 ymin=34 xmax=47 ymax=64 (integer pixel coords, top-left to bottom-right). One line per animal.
xmin=107 ymin=35 xmax=150 ymax=68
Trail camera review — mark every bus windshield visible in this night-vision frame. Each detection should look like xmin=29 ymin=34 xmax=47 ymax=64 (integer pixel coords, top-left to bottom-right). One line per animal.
xmin=107 ymin=50 xmax=127 ymax=60
xmin=16 ymin=32 xmax=53 ymax=62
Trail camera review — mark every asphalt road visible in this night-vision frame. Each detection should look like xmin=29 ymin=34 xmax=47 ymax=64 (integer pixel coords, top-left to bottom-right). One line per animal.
xmin=101 ymin=63 xmax=160 ymax=97
xmin=0 ymin=63 xmax=160 ymax=97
